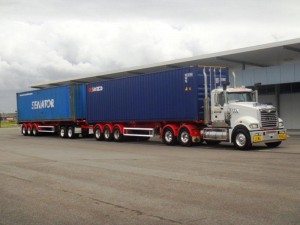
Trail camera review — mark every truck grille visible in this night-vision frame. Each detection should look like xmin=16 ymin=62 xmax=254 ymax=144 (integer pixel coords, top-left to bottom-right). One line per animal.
xmin=260 ymin=110 xmax=278 ymax=128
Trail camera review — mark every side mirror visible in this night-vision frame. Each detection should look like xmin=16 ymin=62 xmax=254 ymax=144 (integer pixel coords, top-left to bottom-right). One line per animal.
xmin=222 ymin=82 xmax=230 ymax=91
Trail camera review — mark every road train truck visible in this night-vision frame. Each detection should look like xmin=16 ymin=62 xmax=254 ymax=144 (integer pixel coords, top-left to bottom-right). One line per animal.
xmin=17 ymin=66 xmax=287 ymax=150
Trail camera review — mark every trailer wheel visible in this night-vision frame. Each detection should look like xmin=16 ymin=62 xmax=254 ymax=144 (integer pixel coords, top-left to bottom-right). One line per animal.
xmin=265 ymin=141 xmax=281 ymax=148
xmin=94 ymin=126 xmax=103 ymax=141
xmin=233 ymin=128 xmax=252 ymax=150
xmin=67 ymin=126 xmax=75 ymax=139
xmin=104 ymin=126 xmax=113 ymax=141
xmin=27 ymin=125 xmax=32 ymax=136
xmin=60 ymin=127 xmax=67 ymax=138
xmin=113 ymin=127 xmax=123 ymax=142
xmin=162 ymin=128 xmax=177 ymax=145
xmin=178 ymin=128 xmax=192 ymax=147
xmin=21 ymin=125 xmax=28 ymax=136
xmin=32 ymin=125 xmax=38 ymax=136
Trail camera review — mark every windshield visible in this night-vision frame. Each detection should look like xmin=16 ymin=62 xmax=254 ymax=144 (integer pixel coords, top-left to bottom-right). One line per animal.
xmin=227 ymin=92 xmax=253 ymax=103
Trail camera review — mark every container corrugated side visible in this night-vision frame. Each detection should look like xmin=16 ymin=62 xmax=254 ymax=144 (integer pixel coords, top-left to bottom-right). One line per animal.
xmin=87 ymin=66 xmax=228 ymax=123
xmin=17 ymin=85 xmax=86 ymax=122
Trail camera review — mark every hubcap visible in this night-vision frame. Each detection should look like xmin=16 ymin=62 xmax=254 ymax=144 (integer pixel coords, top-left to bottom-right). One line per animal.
xmin=180 ymin=131 xmax=189 ymax=143
xmin=114 ymin=130 xmax=120 ymax=140
xmin=236 ymin=133 xmax=246 ymax=147
xmin=60 ymin=128 xmax=65 ymax=137
xmin=95 ymin=129 xmax=101 ymax=139
xmin=165 ymin=130 xmax=173 ymax=143
xmin=68 ymin=128 xmax=73 ymax=137
xmin=104 ymin=129 xmax=110 ymax=139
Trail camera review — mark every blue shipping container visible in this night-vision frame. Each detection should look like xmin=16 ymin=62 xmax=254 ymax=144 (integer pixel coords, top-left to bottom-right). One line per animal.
xmin=87 ymin=66 xmax=228 ymax=123
xmin=17 ymin=85 xmax=86 ymax=122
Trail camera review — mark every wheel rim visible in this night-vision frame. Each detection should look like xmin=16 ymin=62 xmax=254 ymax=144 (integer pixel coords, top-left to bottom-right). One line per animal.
xmin=27 ymin=127 xmax=31 ymax=134
xmin=165 ymin=130 xmax=173 ymax=143
xmin=180 ymin=131 xmax=190 ymax=144
xmin=236 ymin=133 xmax=246 ymax=147
xmin=33 ymin=127 xmax=37 ymax=135
xmin=104 ymin=129 xmax=110 ymax=139
xmin=68 ymin=128 xmax=73 ymax=137
xmin=60 ymin=128 xmax=65 ymax=137
xmin=114 ymin=129 xmax=120 ymax=140
xmin=95 ymin=129 xmax=101 ymax=139
xmin=22 ymin=126 xmax=26 ymax=134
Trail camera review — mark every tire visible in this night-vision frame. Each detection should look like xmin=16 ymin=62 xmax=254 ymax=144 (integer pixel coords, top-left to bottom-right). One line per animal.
xmin=233 ymin=128 xmax=252 ymax=150
xmin=27 ymin=126 xmax=32 ymax=136
xmin=60 ymin=126 xmax=67 ymax=138
xmin=21 ymin=125 xmax=28 ymax=136
xmin=104 ymin=126 xmax=113 ymax=141
xmin=162 ymin=128 xmax=177 ymax=145
xmin=32 ymin=125 xmax=38 ymax=136
xmin=205 ymin=140 xmax=221 ymax=146
xmin=67 ymin=126 xmax=75 ymax=139
xmin=94 ymin=126 xmax=103 ymax=141
xmin=178 ymin=128 xmax=192 ymax=147
xmin=113 ymin=127 xmax=123 ymax=142
xmin=265 ymin=141 xmax=281 ymax=148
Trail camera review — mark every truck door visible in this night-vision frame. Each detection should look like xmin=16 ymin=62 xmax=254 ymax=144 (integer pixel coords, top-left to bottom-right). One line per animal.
xmin=211 ymin=92 xmax=225 ymax=123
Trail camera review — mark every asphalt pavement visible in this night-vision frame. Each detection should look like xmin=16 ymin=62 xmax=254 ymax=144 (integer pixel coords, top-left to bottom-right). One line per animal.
xmin=0 ymin=128 xmax=299 ymax=225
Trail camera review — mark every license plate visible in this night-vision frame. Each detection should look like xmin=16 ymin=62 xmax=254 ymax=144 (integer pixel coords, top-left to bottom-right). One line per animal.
xmin=253 ymin=135 xmax=263 ymax=143
xmin=279 ymin=133 xmax=287 ymax=140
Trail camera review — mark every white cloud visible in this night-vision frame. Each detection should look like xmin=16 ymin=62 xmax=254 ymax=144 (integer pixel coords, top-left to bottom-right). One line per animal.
xmin=0 ymin=0 xmax=300 ymax=112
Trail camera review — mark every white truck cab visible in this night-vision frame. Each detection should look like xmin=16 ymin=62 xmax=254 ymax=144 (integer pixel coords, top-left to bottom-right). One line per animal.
xmin=202 ymin=71 xmax=287 ymax=150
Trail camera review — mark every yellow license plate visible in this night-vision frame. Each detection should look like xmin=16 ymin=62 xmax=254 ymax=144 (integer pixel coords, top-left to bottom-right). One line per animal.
xmin=253 ymin=135 xmax=263 ymax=143
xmin=279 ymin=133 xmax=287 ymax=140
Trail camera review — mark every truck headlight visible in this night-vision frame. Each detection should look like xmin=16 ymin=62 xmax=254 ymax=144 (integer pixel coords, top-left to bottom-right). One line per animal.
xmin=278 ymin=118 xmax=284 ymax=128
xmin=249 ymin=124 xmax=259 ymax=129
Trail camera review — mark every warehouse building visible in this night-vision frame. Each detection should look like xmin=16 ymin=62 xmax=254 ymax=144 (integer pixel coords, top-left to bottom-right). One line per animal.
xmin=33 ymin=38 xmax=300 ymax=131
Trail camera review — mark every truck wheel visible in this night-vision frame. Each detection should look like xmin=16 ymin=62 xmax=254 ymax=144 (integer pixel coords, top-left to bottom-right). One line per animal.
xmin=27 ymin=126 xmax=32 ymax=136
xmin=113 ymin=127 xmax=123 ymax=142
xmin=94 ymin=126 xmax=103 ymax=141
xmin=265 ymin=141 xmax=281 ymax=148
xmin=60 ymin=127 xmax=67 ymax=138
xmin=178 ymin=128 xmax=192 ymax=147
xmin=67 ymin=126 xmax=75 ymax=139
xmin=32 ymin=125 xmax=38 ymax=136
xmin=233 ymin=128 xmax=252 ymax=150
xmin=21 ymin=125 xmax=28 ymax=136
xmin=162 ymin=128 xmax=177 ymax=145
xmin=104 ymin=126 xmax=113 ymax=141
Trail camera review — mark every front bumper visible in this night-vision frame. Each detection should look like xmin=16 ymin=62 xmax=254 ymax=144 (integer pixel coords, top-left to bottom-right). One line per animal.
xmin=250 ymin=129 xmax=288 ymax=144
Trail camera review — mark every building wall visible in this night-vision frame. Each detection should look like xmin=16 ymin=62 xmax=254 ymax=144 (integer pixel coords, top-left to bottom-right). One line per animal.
xmin=229 ymin=62 xmax=300 ymax=130
xmin=233 ymin=62 xmax=300 ymax=87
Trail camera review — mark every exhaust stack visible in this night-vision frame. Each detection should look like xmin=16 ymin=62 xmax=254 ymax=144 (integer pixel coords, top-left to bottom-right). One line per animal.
xmin=203 ymin=68 xmax=210 ymax=125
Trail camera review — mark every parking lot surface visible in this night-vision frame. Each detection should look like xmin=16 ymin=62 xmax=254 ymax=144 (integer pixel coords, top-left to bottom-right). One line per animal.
xmin=0 ymin=128 xmax=299 ymax=225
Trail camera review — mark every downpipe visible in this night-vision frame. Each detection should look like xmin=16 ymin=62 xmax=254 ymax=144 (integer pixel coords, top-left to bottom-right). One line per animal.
xmin=203 ymin=68 xmax=210 ymax=125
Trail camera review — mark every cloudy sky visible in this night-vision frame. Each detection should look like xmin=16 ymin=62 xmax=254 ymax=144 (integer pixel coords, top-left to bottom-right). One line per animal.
xmin=1 ymin=0 xmax=300 ymax=112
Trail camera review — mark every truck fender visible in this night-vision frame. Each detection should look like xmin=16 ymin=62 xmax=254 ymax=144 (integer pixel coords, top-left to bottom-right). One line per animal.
xmin=104 ymin=124 xmax=114 ymax=133
xmin=162 ymin=124 xmax=179 ymax=137
xmin=179 ymin=124 xmax=200 ymax=137
xmin=113 ymin=124 xmax=124 ymax=134
xmin=231 ymin=124 xmax=249 ymax=143
xmin=94 ymin=124 xmax=104 ymax=133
